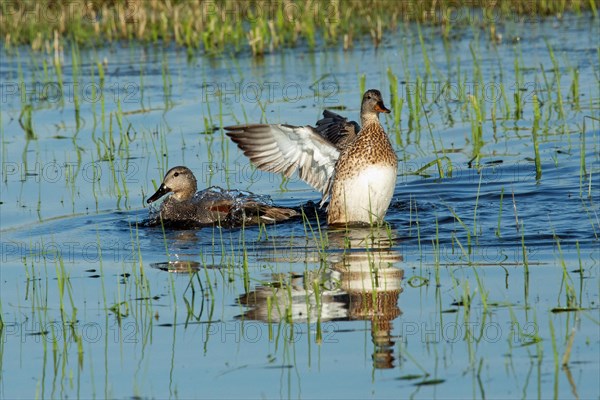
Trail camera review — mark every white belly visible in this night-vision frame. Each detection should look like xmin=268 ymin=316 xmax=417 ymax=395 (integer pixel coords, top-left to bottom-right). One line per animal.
xmin=334 ymin=165 xmax=397 ymax=223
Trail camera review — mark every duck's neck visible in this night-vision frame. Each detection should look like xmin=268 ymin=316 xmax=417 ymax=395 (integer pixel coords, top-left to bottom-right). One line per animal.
xmin=173 ymin=184 xmax=197 ymax=201
xmin=360 ymin=112 xmax=380 ymax=127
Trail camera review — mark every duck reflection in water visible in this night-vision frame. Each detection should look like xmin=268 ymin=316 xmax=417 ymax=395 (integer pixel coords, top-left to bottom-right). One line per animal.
xmin=237 ymin=227 xmax=404 ymax=369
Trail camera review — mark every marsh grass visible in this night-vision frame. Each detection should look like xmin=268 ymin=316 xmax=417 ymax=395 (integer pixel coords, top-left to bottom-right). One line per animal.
xmin=546 ymin=40 xmax=566 ymax=121
xmin=70 ymin=41 xmax=82 ymax=130
xmin=580 ymin=116 xmax=599 ymax=200
xmin=569 ymin=67 xmax=581 ymax=110
xmin=495 ymin=187 xmax=505 ymax=237
xmin=415 ymin=87 xmax=452 ymax=179
xmin=3 ymin=0 xmax=594 ymax=57
xmin=161 ymin=50 xmax=173 ymax=109
xmin=513 ymin=53 xmax=524 ymax=120
xmin=301 ymin=209 xmax=328 ymax=262
xmin=386 ymin=68 xmax=403 ymax=144
xmin=447 ymin=206 xmax=473 ymax=260
xmin=18 ymin=104 xmax=36 ymax=140
xmin=432 ymin=216 xmax=440 ymax=287
xmin=532 ymin=94 xmax=543 ymax=180
xmin=359 ymin=74 xmax=366 ymax=97
xmin=553 ymin=233 xmax=579 ymax=310
xmin=182 ymin=270 xmax=210 ymax=325
xmin=468 ymin=94 xmax=483 ymax=159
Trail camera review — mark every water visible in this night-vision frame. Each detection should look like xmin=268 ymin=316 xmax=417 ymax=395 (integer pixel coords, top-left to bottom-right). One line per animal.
xmin=1 ymin=13 xmax=599 ymax=399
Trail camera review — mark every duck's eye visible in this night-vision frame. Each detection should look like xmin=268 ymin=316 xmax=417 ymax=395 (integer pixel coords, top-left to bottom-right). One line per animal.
xmin=174 ymin=172 xmax=179 ymax=177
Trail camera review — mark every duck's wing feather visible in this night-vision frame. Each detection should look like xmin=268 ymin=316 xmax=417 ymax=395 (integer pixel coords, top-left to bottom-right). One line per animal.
xmin=225 ymin=124 xmax=340 ymax=198
xmin=315 ymin=110 xmax=361 ymax=150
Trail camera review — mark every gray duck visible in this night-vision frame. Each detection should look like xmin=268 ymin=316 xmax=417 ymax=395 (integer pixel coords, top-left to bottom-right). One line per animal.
xmin=147 ymin=166 xmax=298 ymax=227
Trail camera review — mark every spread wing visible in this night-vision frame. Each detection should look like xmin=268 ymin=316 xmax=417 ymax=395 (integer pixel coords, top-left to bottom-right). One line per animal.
xmin=225 ymin=124 xmax=340 ymax=199
xmin=314 ymin=110 xmax=361 ymax=150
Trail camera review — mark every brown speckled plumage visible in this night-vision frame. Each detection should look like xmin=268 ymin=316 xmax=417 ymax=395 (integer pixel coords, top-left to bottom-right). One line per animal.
xmin=327 ymin=108 xmax=398 ymax=224
xmin=225 ymin=89 xmax=398 ymax=225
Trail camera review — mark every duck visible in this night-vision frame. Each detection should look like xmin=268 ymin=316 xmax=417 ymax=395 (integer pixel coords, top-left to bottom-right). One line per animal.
xmin=146 ymin=166 xmax=298 ymax=228
xmin=225 ymin=89 xmax=398 ymax=225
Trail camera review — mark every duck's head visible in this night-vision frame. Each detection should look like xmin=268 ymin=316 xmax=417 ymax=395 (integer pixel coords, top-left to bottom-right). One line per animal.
xmin=147 ymin=166 xmax=198 ymax=204
xmin=360 ymin=89 xmax=390 ymax=124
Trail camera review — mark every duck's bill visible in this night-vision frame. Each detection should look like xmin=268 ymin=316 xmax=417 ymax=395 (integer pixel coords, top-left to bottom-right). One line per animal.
xmin=374 ymin=102 xmax=391 ymax=113
xmin=147 ymin=184 xmax=171 ymax=204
